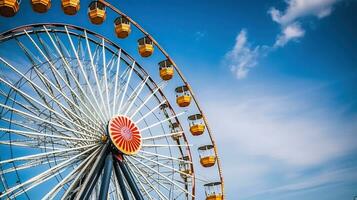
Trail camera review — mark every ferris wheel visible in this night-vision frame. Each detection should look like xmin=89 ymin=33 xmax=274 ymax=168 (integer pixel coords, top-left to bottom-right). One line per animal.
xmin=0 ymin=1 xmax=224 ymax=199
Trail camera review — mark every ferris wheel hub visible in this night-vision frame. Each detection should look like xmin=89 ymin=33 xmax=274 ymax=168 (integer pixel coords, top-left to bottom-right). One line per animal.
xmin=108 ymin=115 xmax=142 ymax=155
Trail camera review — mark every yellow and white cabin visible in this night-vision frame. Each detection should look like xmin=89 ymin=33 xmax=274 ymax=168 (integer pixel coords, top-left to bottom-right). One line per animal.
xmin=88 ymin=1 xmax=106 ymax=25
xmin=158 ymin=59 xmax=174 ymax=81
xmin=175 ymin=85 xmax=191 ymax=107
xmin=204 ymin=182 xmax=223 ymax=200
xmin=138 ymin=36 xmax=154 ymax=57
xmin=114 ymin=16 xmax=131 ymax=39
xmin=188 ymin=113 xmax=205 ymax=136
xmin=198 ymin=144 xmax=216 ymax=167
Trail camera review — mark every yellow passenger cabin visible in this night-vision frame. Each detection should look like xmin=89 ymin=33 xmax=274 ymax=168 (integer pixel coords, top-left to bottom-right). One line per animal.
xmin=170 ymin=122 xmax=182 ymax=141
xmin=158 ymin=59 xmax=174 ymax=81
xmin=138 ymin=36 xmax=154 ymax=57
xmin=31 ymin=0 xmax=51 ymax=13
xmin=0 ymin=0 xmax=20 ymax=17
xmin=88 ymin=1 xmax=106 ymax=25
xmin=175 ymin=85 xmax=191 ymax=107
xmin=188 ymin=113 xmax=205 ymax=136
xmin=114 ymin=16 xmax=131 ymax=39
xmin=61 ymin=0 xmax=80 ymax=15
xmin=204 ymin=182 xmax=223 ymax=200
xmin=198 ymin=145 xmax=216 ymax=167
xmin=179 ymin=156 xmax=192 ymax=179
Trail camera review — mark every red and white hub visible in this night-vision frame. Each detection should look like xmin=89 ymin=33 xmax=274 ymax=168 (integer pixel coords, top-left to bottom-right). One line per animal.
xmin=108 ymin=115 xmax=142 ymax=155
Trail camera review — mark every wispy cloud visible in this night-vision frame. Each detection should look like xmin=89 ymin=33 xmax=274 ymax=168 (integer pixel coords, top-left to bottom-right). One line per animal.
xmin=224 ymin=30 xmax=267 ymax=79
xmin=194 ymin=31 xmax=206 ymax=41
xmin=202 ymin=81 xmax=357 ymax=198
xmin=225 ymin=0 xmax=343 ymax=79
xmin=269 ymin=0 xmax=341 ymax=47
xmin=269 ymin=0 xmax=340 ymax=25
xmin=274 ymin=22 xmax=305 ymax=47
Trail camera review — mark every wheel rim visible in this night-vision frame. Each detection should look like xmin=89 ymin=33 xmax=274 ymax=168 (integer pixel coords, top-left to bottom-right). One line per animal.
xmin=0 ymin=1 xmax=224 ymax=199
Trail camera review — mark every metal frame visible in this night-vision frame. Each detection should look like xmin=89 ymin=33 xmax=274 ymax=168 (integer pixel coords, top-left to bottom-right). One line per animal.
xmin=0 ymin=0 xmax=225 ymax=197
xmin=0 ymin=24 xmax=195 ymax=199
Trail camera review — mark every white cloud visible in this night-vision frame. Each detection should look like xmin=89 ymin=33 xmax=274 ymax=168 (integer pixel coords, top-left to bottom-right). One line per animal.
xmin=269 ymin=0 xmax=340 ymax=25
xmin=225 ymin=0 xmax=343 ymax=79
xmin=201 ymin=82 xmax=357 ymax=197
xmin=208 ymin=91 xmax=355 ymax=167
xmin=270 ymin=0 xmax=341 ymax=47
xmin=257 ymin=165 xmax=357 ymax=196
xmin=274 ymin=23 xmax=305 ymax=47
xmin=224 ymin=30 xmax=264 ymax=79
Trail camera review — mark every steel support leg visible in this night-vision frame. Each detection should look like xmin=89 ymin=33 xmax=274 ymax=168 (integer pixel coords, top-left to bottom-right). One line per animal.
xmin=99 ymin=152 xmax=113 ymax=199
xmin=75 ymin=143 xmax=109 ymax=200
xmin=113 ymin=159 xmax=130 ymax=200
xmin=117 ymin=159 xmax=144 ymax=200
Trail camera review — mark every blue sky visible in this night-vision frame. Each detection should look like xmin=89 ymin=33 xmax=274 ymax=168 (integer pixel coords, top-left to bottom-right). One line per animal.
xmin=1 ymin=0 xmax=357 ymax=199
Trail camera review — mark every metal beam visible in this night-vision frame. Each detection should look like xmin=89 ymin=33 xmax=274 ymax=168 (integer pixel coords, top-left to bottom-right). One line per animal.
xmin=75 ymin=143 xmax=109 ymax=200
xmin=99 ymin=152 xmax=113 ymax=200
xmin=113 ymin=158 xmax=130 ymax=200
xmin=117 ymin=158 xmax=144 ymax=200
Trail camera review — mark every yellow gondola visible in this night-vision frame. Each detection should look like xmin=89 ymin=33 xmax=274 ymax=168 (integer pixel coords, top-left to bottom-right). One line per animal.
xmin=88 ymin=1 xmax=106 ymax=25
xmin=61 ymin=0 xmax=80 ymax=15
xmin=175 ymin=85 xmax=191 ymax=107
xmin=188 ymin=113 xmax=205 ymax=136
xmin=198 ymin=145 xmax=216 ymax=167
xmin=158 ymin=59 xmax=174 ymax=81
xmin=0 ymin=0 xmax=20 ymax=17
xmin=179 ymin=156 xmax=192 ymax=179
xmin=31 ymin=0 xmax=51 ymax=13
xmin=114 ymin=16 xmax=131 ymax=39
xmin=138 ymin=36 xmax=154 ymax=57
xmin=204 ymin=182 xmax=223 ymax=200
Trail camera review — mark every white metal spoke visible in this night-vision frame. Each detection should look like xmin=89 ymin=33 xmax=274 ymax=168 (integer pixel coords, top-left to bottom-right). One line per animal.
xmin=61 ymin=145 xmax=102 ymax=199
xmin=134 ymin=154 xmax=193 ymax=179
xmin=126 ymin=159 xmax=169 ymax=200
xmin=0 ymin=57 xmax=103 ymax=137
xmin=0 ymin=140 xmax=63 ymax=150
xmin=102 ymin=38 xmax=111 ymax=118
xmin=112 ymin=49 xmax=122 ymax=116
xmin=64 ymin=27 xmax=107 ymax=122
xmin=0 ymin=128 xmax=96 ymax=142
xmin=142 ymin=131 xmax=184 ymax=141
xmin=43 ymin=147 xmax=101 ymax=200
xmin=0 ymin=103 xmax=99 ymax=140
xmin=142 ymin=144 xmax=192 ymax=148
xmin=130 ymin=82 xmax=167 ymax=119
xmin=80 ymin=29 xmax=108 ymax=121
xmin=0 ymin=76 xmax=100 ymax=137
xmin=124 ymin=162 xmax=155 ymax=200
xmin=1 ymin=157 xmax=68 ymax=175
xmin=0 ymin=144 xmax=96 ymax=165
xmin=122 ymin=76 xmax=149 ymax=116
xmin=138 ymin=150 xmax=192 ymax=164
xmin=128 ymin=156 xmax=194 ymax=198
xmin=0 ymin=145 xmax=98 ymax=198
xmin=139 ymin=112 xmax=185 ymax=132
xmin=117 ymin=61 xmax=135 ymax=114
xmin=135 ymin=100 xmax=167 ymax=124
xmin=42 ymin=26 xmax=105 ymax=126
